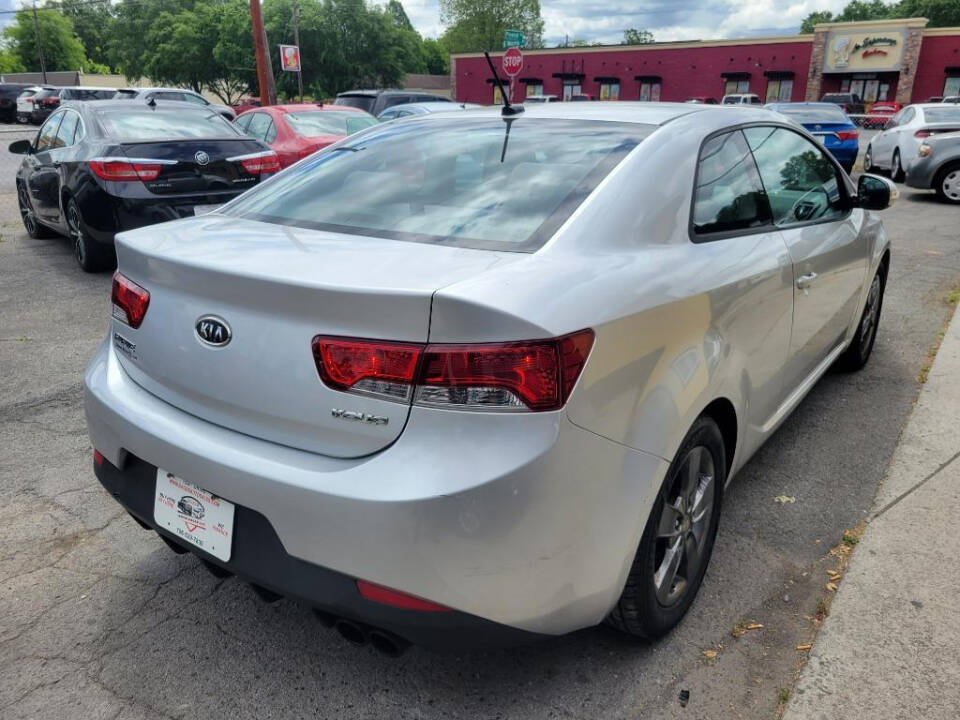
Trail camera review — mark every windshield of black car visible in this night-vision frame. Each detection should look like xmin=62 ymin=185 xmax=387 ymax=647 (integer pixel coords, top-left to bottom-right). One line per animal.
xmin=285 ymin=111 xmax=378 ymax=137
xmin=96 ymin=108 xmax=240 ymax=140
xmin=225 ymin=118 xmax=650 ymax=252
xmin=775 ymin=106 xmax=849 ymax=123
xmin=924 ymin=107 xmax=960 ymax=123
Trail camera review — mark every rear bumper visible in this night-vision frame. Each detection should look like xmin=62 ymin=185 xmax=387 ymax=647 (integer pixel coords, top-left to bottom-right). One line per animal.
xmin=84 ymin=338 xmax=669 ymax=643
xmin=905 ymin=158 xmax=938 ymax=189
xmin=825 ymin=143 xmax=858 ymax=166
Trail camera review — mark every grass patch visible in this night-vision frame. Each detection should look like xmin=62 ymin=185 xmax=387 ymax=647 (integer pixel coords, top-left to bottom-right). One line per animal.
xmin=778 ymin=687 xmax=791 ymax=705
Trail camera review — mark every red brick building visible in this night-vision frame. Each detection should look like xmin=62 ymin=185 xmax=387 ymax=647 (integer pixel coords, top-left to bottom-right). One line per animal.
xmin=451 ymin=18 xmax=960 ymax=107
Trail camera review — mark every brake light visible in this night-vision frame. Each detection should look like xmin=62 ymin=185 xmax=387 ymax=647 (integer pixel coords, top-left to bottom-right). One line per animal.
xmin=89 ymin=159 xmax=163 ymax=182
xmin=915 ymin=130 xmax=931 ymax=138
xmin=111 ymin=271 xmax=150 ymax=328
xmin=93 ymin=449 xmax=105 ymax=467
xmin=311 ymin=330 xmax=594 ymax=412
xmin=356 ymin=580 xmax=451 ymax=612
xmin=24 ymin=98 xmax=33 ymax=104
xmin=239 ymin=151 xmax=281 ymax=174
xmin=835 ymin=130 xmax=859 ymax=141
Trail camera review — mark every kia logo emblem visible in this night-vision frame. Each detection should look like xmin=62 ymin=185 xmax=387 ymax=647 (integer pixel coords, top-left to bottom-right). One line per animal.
xmin=194 ymin=150 xmax=211 ymax=166
xmin=195 ymin=316 xmax=231 ymax=347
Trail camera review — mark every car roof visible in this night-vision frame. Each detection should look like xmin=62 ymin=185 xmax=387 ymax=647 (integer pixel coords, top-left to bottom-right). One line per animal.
xmin=60 ymin=86 xmax=116 ymax=91
xmin=77 ymin=99 xmax=219 ymax=113
xmin=268 ymin=103 xmax=368 ymax=113
xmin=337 ymin=89 xmax=449 ymax=98
xmin=389 ymin=102 xmax=475 ymax=112
xmin=116 ymin=87 xmax=201 ymax=94
xmin=767 ymin=101 xmax=842 ymax=109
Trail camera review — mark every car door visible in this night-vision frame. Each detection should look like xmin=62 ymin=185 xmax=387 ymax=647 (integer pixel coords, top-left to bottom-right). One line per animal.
xmin=25 ymin=110 xmax=65 ymax=221
xmin=744 ymin=126 xmax=868 ymax=388
xmin=47 ymin=109 xmax=83 ymax=226
xmin=871 ymin=108 xmax=904 ymax=166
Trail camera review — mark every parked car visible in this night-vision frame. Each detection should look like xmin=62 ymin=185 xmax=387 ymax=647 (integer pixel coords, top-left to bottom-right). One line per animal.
xmin=85 ymin=103 xmax=895 ymax=652
xmin=821 ymin=92 xmax=865 ymax=115
xmin=0 ymin=83 xmax=34 ymax=123
xmin=686 ymin=97 xmax=718 ymax=104
xmin=23 ymin=87 xmax=61 ymax=124
xmin=765 ymin=102 xmax=860 ymax=172
xmin=9 ymin=100 xmax=278 ymax=271
xmin=569 ymin=93 xmax=596 ymax=101
xmin=943 ymin=96 xmax=960 ymax=104
xmin=32 ymin=86 xmax=117 ymax=123
xmin=864 ymin=101 xmax=902 ymax=129
xmin=333 ymin=89 xmax=453 ymax=116
xmin=722 ymin=93 xmax=762 ymax=104
xmin=928 ymin=96 xmax=944 ymax=103
xmin=376 ymin=101 xmax=480 ymax=121
xmin=231 ymin=97 xmax=261 ymax=114
xmin=525 ymin=94 xmax=559 ymax=103
xmin=14 ymin=86 xmax=50 ymax=124
xmin=234 ymin=103 xmax=378 ymax=168
xmin=114 ymin=87 xmax=236 ymax=121
xmin=906 ymin=130 xmax=960 ymax=203
xmin=865 ymin=103 xmax=960 ymax=180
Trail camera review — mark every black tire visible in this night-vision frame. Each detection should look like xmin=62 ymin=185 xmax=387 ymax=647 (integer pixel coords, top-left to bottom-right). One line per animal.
xmin=891 ymin=150 xmax=905 ymax=182
xmin=17 ymin=182 xmax=56 ymax=239
xmin=933 ymin=162 xmax=960 ymax=205
xmin=606 ymin=416 xmax=725 ymax=640
xmin=863 ymin=145 xmax=875 ymax=173
xmin=67 ymin=198 xmax=114 ymax=273
xmin=836 ymin=265 xmax=886 ymax=372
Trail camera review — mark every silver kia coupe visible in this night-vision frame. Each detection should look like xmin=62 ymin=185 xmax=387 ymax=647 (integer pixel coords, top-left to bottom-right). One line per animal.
xmin=85 ymin=103 xmax=895 ymax=654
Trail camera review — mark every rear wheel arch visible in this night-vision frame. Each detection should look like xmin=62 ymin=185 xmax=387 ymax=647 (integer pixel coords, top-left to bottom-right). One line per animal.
xmin=933 ymin=160 xmax=960 ymax=201
xmin=700 ymin=398 xmax=737 ymax=477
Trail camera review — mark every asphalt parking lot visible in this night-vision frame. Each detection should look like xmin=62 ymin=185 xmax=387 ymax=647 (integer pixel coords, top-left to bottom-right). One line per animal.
xmin=1 ymin=132 xmax=959 ymax=719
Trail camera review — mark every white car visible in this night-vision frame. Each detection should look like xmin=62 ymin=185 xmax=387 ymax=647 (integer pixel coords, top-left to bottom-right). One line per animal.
xmin=865 ymin=103 xmax=960 ymax=180
xmin=721 ymin=93 xmax=762 ymax=105
xmin=15 ymin=86 xmax=49 ymax=123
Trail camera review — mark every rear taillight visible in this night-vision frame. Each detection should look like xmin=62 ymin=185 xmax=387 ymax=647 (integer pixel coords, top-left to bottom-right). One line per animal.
xmin=93 ymin=449 xmax=105 ymax=467
xmin=312 ymin=330 xmax=594 ymax=412
xmin=89 ymin=159 xmax=163 ymax=181
xmin=915 ymin=129 xmax=932 ymax=138
xmin=235 ymin=151 xmax=281 ymax=174
xmin=835 ymin=130 xmax=859 ymax=141
xmin=24 ymin=98 xmax=34 ymax=104
xmin=356 ymin=580 xmax=451 ymax=612
xmin=111 ymin=271 xmax=150 ymax=328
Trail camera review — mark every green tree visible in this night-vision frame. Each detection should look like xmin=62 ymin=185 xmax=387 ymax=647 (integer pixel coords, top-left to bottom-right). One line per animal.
xmin=0 ymin=49 xmax=25 ymax=74
xmin=439 ymin=0 xmax=545 ymax=53
xmin=622 ymin=28 xmax=654 ymax=45
xmin=800 ymin=10 xmax=834 ymax=32
xmin=51 ymin=0 xmax=115 ymax=70
xmin=421 ymin=37 xmax=449 ymax=74
xmin=894 ymin=0 xmax=960 ymax=26
xmin=4 ymin=8 xmax=87 ymax=72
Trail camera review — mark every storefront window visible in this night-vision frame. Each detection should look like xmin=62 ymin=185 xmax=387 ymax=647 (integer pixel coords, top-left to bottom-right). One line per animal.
xmin=562 ymin=82 xmax=581 ymax=100
xmin=945 ymin=77 xmax=960 ymax=97
xmin=766 ymin=78 xmax=793 ymax=102
xmin=639 ymin=82 xmax=661 ymax=101
xmin=525 ymin=83 xmax=543 ymax=97
xmin=724 ymin=79 xmax=750 ymax=96
xmin=599 ymin=82 xmax=620 ymax=101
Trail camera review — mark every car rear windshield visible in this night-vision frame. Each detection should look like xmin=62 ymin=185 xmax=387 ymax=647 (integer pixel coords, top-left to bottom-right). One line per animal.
xmin=285 ymin=111 xmax=378 ymax=137
xmin=821 ymin=94 xmax=852 ymax=103
xmin=774 ymin=106 xmax=849 ymax=123
xmin=225 ymin=117 xmax=650 ymax=252
xmin=96 ymin=108 xmax=239 ymax=140
xmin=925 ymin=107 xmax=960 ymax=123
xmin=334 ymin=95 xmax=375 ymax=113
xmin=62 ymin=89 xmax=114 ymax=100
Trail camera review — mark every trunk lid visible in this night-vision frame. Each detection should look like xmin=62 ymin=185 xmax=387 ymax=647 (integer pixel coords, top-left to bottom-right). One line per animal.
xmin=119 ymin=139 xmax=269 ymax=196
xmin=112 ymin=216 xmax=519 ymax=457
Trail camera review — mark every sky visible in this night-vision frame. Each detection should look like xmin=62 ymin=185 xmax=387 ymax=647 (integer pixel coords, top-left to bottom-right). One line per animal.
xmin=397 ymin=0 xmax=856 ymax=44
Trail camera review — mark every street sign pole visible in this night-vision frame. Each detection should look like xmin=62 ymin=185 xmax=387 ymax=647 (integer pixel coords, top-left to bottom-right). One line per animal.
xmin=250 ymin=0 xmax=277 ymax=106
xmin=292 ymin=0 xmax=304 ymax=103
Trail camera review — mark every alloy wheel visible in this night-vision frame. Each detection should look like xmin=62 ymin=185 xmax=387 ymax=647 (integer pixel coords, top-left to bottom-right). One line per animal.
xmin=68 ymin=203 xmax=85 ymax=265
xmin=864 ymin=147 xmax=873 ymax=171
xmin=860 ymin=274 xmax=881 ymax=356
xmin=653 ymin=445 xmax=716 ymax=607
xmin=18 ymin=185 xmax=38 ymax=235
xmin=942 ymin=170 xmax=960 ymax=202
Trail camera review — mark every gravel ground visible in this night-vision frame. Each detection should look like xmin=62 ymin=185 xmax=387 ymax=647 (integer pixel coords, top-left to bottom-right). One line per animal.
xmin=0 ymin=145 xmax=958 ymax=719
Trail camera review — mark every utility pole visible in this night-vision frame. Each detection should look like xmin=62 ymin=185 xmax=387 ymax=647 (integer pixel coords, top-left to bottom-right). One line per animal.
xmin=249 ymin=0 xmax=276 ymax=105
xmin=292 ymin=0 xmax=304 ymax=103
xmin=31 ymin=2 xmax=47 ymax=84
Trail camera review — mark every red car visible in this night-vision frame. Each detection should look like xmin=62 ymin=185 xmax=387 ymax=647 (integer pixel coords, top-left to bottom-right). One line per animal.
xmin=866 ymin=101 xmax=902 ymax=128
xmin=234 ymin=103 xmax=378 ymax=169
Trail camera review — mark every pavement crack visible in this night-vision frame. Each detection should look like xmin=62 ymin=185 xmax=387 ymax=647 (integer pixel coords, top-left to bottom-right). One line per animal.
xmin=868 ymin=447 xmax=960 ymax=522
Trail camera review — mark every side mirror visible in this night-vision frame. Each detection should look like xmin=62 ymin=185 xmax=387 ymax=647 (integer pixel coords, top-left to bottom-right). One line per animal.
xmin=857 ymin=174 xmax=898 ymax=210
xmin=8 ymin=139 xmax=32 ymax=155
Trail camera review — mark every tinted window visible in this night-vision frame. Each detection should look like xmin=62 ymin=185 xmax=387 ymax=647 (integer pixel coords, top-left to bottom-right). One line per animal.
xmin=381 ymin=95 xmax=414 ymax=110
xmin=245 ymin=112 xmax=272 ymax=141
xmin=334 ymin=95 xmax=375 ymax=113
xmin=286 ymin=111 xmax=378 ymax=136
xmin=773 ymin=105 xmax=849 ymax=124
xmin=183 ymin=93 xmax=208 ymax=105
xmin=744 ymin=127 xmax=846 ymax=227
xmin=152 ymin=91 xmax=186 ymax=102
xmin=96 ymin=109 xmax=238 ymax=140
xmin=54 ymin=111 xmax=80 ymax=147
xmin=226 ymin=118 xmax=650 ymax=252
xmin=692 ymin=130 xmax=771 ymax=236
xmin=35 ymin=113 xmax=63 ymax=151
xmin=62 ymin=89 xmax=113 ymax=100
xmin=899 ymin=107 xmax=915 ymax=124
xmin=114 ymin=90 xmax=138 ymax=100
xmin=234 ymin=113 xmax=253 ymax=131
xmin=924 ymin=107 xmax=960 ymax=123
xmin=264 ymin=118 xmax=277 ymax=144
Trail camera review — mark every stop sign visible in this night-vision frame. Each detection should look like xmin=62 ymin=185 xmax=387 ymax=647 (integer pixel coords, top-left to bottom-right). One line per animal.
xmin=502 ymin=47 xmax=523 ymax=78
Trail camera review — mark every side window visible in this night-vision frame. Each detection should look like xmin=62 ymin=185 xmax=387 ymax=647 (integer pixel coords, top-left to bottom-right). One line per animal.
xmin=245 ymin=112 xmax=271 ymax=140
xmin=744 ymin=127 xmax=847 ymax=227
xmin=264 ymin=118 xmax=277 ymax=143
xmin=234 ymin=113 xmax=252 ymax=132
xmin=154 ymin=92 xmax=186 ymax=102
xmin=54 ymin=111 xmax=80 ymax=148
xmin=692 ymin=130 xmax=771 ymax=237
xmin=183 ymin=93 xmax=209 ymax=105
xmin=899 ymin=107 xmax=915 ymax=125
xmin=35 ymin=112 xmax=64 ymax=152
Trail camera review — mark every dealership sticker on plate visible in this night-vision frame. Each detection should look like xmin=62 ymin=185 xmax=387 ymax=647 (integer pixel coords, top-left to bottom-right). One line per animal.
xmin=154 ymin=469 xmax=235 ymax=561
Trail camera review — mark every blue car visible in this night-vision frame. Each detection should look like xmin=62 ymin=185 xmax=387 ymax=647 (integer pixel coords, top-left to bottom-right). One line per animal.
xmin=765 ymin=102 xmax=860 ymax=173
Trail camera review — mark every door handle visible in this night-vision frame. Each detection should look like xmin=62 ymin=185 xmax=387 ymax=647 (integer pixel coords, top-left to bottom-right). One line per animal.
xmin=796 ymin=272 xmax=818 ymax=290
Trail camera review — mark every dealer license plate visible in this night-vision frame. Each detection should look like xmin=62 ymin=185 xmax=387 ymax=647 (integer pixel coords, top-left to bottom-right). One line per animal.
xmin=154 ymin=469 xmax=235 ymax=561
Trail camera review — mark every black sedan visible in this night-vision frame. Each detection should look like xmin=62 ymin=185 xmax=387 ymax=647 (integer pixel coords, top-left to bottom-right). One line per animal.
xmin=9 ymin=100 xmax=279 ymax=271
